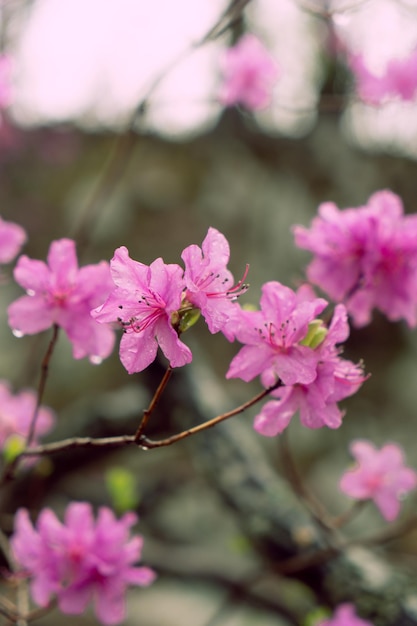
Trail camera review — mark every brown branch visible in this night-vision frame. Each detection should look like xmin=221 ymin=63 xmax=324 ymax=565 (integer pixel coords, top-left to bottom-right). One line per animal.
xmin=134 ymin=366 xmax=172 ymax=441
xmin=25 ymin=324 xmax=59 ymax=447
xmin=138 ymin=381 xmax=282 ymax=449
xmin=6 ymin=383 xmax=280 ymax=464
xmin=20 ymin=434 xmax=136 ymax=458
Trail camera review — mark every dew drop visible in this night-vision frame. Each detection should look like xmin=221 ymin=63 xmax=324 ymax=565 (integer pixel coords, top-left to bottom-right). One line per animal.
xmin=139 ymin=445 xmax=149 ymax=451
xmin=90 ymin=355 xmax=103 ymax=365
xmin=12 ymin=329 xmax=24 ymax=338
xmin=26 ymin=289 xmax=35 ymax=296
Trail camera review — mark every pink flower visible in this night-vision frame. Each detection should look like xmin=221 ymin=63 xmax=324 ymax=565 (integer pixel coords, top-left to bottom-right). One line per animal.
xmin=319 ymin=603 xmax=374 ymax=626
xmin=92 ymin=247 xmax=192 ymax=374
xmin=0 ymin=380 xmax=54 ymax=449
xmin=339 ymin=441 xmax=417 ymax=521
xmin=226 ymin=281 xmax=327 ymax=386
xmin=0 ymin=215 xmax=26 ymax=264
xmin=219 ymin=34 xmax=279 ymax=110
xmin=8 ymin=239 xmax=115 ymax=363
xmin=293 ymin=190 xmax=417 ymax=327
xmin=350 ymin=50 xmax=417 ymax=105
xmin=181 ymin=227 xmax=248 ymax=340
xmin=253 ymin=305 xmax=366 ymax=436
xmin=11 ymin=502 xmax=156 ymax=626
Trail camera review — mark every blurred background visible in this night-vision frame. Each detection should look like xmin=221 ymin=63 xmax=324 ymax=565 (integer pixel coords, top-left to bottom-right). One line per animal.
xmin=1 ymin=0 xmax=417 ymax=624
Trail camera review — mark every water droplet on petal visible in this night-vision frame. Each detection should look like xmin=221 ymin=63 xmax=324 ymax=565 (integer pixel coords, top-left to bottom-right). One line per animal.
xmin=26 ymin=289 xmax=35 ymax=296
xmin=12 ymin=329 xmax=24 ymax=338
xmin=90 ymin=355 xmax=103 ymax=365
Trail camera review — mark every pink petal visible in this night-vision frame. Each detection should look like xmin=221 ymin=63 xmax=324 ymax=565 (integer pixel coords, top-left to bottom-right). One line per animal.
xmin=8 ymin=296 xmax=54 ymax=334
xmin=13 ymin=256 xmax=49 ymax=292
xmin=119 ymin=330 xmax=158 ymax=374
xmin=226 ymin=344 xmax=274 ymax=382
xmin=47 ymin=239 xmax=78 ymax=291
xmin=155 ymin=320 xmax=192 ymax=368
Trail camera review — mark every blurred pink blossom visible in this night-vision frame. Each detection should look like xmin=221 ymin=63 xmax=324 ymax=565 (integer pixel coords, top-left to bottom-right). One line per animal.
xmin=219 ymin=34 xmax=279 ymax=110
xmin=319 ymin=603 xmax=374 ymax=626
xmin=181 ymin=227 xmax=247 ymax=340
xmin=253 ymin=304 xmax=366 ymax=437
xmin=293 ymin=190 xmax=417 ymax=327
xmin=339 ymin=440 xmax=417 ymax=521
xmin=8 ymin=238 xmax=115 ymax=363
xmin=92 ymin=247 xmax=192 ymax=374
xmin=350 ymin=49 xmax=417 ymax=105
xmin=0 ymin=380 xmax=54 ymax=450
xmin=11 ymin=502 xmax=156 ymax=625
xmin=0 ymin=215 xmax=26 ymax=264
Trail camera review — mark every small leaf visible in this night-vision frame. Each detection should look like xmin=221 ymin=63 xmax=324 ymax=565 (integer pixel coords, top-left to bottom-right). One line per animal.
xmin=3 ymin=435 xmax=25 ymax=463
xmin=303 ymin=606 xmax=330 ymax=626
xmin=105 ymin=467 xmax=140 ymax=514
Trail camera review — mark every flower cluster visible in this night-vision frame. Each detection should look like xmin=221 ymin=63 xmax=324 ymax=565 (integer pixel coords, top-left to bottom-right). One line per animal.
xmin=8 ymin=239 xmax=116 ymax=363
xmin=218 ymin=34 xmax=279 ymax=110
xmin=339 ymin=440 xmax=417 ymax=521
xmin=319 ymin=603 xmax=374 ymax=626
xmin=226 ymin=282 xmax=366 ymax=436
xmin=0 ymin=380 xmax=55 ymax=451
xmin=93 ymin=227 xmax=247 ymax=373
xmin=350 ymin=50 xmax=417 ymax=105
xmin=11 ymin=502 xmax=156 ymax=625
xmin=293 ymin=190 xmax=417 ymax=327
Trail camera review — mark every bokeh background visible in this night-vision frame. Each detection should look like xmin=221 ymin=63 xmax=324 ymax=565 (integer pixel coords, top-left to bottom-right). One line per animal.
xmin=1 ymin=0 xmax=417 ymax=624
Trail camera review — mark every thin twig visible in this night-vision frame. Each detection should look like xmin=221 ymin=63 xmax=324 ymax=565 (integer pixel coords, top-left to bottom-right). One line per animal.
xmin=15 ymin=383 xmax=281 ymax=460
xmin=330 ymin=500 xmax=366 ymax=529
xmin=25 ymin=324 xmax=59 ymax=447
xmin=134 ymin=366 xmax=172 ymax=441
xmin=279 ymin=429 xmax=334 ymax=533
xmin=138 ymin=382 xmax=282 ymax=449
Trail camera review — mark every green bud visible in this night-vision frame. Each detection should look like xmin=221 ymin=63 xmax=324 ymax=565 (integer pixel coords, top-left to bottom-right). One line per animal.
xmin=3 ymin=435 xmax=25 ymax=463
xmin=300 ymin=319 xmax=327 ymax=349
xmin=241 ymin=303 xmax=258 ymax=312
xmin=178 ymin=307 xmax=201 ymax=333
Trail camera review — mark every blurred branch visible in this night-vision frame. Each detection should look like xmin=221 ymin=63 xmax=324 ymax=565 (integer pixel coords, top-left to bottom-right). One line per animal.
xmin=170 ymin=352 xmax=417 ymax=625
